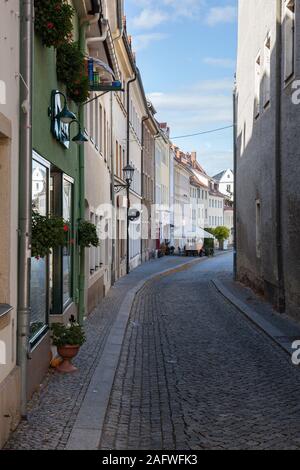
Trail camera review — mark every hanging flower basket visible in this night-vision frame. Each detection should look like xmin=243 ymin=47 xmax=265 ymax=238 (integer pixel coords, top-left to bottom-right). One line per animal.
xmin=32 ymin=210 xmax=70 ymax=259
xmin=56 ymin=42 xmax=89 ymax=104
xmin=34 ymin=0 xmax=74 ymax=48
xmin=78 ymin=220 xmax=100 ymax=248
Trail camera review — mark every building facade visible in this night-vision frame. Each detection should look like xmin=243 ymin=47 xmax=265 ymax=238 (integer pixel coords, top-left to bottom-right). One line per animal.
xmin=0 ymin=0 xmax=21 ymax=447
xmin=141 ymin=102 xmax=157 ymax=261
xmin=236 ymin=0 xmax=300 ymax=318
xmin=213 ymin=169 xmax=234 ymax=202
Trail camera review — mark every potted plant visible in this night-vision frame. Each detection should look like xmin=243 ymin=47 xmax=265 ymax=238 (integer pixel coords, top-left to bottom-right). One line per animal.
xmin=78 ymin=220 xmax=100 ymax=248
xmin=56 ymin=42 xmax=89 ymax=104
xmin=34 ymin=0 xmax=74 ymax=48
xmin=51 ymin=316 xmax=86 ymax=373
xmin=32 ymin=210 xmax=70 ymax=259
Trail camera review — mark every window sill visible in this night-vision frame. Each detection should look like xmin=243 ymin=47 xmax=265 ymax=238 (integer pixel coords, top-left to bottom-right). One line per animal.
xmin=0 ymin=304 xmax=12 ymax=330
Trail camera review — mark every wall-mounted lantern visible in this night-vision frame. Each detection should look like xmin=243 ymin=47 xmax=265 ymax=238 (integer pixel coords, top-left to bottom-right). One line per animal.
xmin=114 ymin=164 xmax=135 ymax=193
xmin=49 ymin=90 xmax=87 ymax=147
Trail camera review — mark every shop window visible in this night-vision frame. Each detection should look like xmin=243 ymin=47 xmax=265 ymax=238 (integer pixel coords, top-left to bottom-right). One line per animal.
xmin=31 ymin=154 xmax=50 ymax=342
xmin=50 ymin=169 xmax=74 ymax=314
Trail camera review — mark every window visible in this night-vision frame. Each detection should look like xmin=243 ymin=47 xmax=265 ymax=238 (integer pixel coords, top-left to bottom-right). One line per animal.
xmin=263 ymin=34 xmax=271 ymax=106
xmin=256 ymin=200 xmax=261 ymax=259
xmin=115 ymin=141 xmax=119 ymax=178
xmin=283 ymin=0 xmax=295 ymax=82
xmin=99 ymin=104 xmax=103 ymax=153
xmin=104 ymin=109 xmax=107 ymax=158
xmin=89 ymin=212 xmax=95 ymax=274
xmin=50 ymin=170 xmax=74 ymax=314
xmin=62 ymin=177 xmax=73 ymax=306
xmin=31 ymin=156 xmax=50 ymax=342
xmin=95 ymin=101 xmax=99 ymax=149
xmin=254 ymin=53 xmax=261 ymax=117
xmin=89 ymin=97 xmax=95 ymax=142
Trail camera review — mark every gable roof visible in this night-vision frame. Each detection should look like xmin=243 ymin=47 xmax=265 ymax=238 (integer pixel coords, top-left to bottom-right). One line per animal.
xmin=213 ymin=170 xmax=227 ymax=181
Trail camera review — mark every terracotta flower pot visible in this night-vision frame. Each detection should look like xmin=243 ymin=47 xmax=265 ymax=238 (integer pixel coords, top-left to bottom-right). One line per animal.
xmin=56 ymin=345 xmax=80 ymax=373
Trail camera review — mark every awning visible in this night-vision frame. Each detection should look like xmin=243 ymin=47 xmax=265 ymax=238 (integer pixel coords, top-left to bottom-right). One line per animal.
xmin=88 ymin=57 xmax=115 ymax=80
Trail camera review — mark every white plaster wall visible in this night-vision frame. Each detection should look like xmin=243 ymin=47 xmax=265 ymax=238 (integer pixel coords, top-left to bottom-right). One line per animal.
xmin=0 ymin=1 xmax=20 ymax=383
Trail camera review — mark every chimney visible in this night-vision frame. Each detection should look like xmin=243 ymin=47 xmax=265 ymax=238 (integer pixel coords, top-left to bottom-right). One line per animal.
xmin=191 ymin=151 xmax=197 ymax=163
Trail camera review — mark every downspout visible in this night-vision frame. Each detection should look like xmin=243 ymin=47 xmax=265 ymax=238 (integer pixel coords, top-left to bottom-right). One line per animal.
xmin=275 ymin=0 xmax=285 ymax=312
xmin=86 ymin=19 xmax=109 ymax=45
xmin=77 ymin=0 xmax=101 ymax=323
xmin=233 ymin=80 xmax=237 ymax=281
xmin=141 ymin=115 xmax=150 ymax=262
xmin=110 ymin=91 xmax=116 ymax=285
xmin=18 ymin=0 xmax=33 ymax=418
xmin=126 ymin=72 xmax=137 ymax=274
xmin=78 ymin=23 xmax=88 ymax=325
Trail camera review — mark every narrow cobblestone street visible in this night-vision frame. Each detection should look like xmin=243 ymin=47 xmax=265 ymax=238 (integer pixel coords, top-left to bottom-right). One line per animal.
xmin=6 ymin=253 xmax=300 ymax=450
xmin=100 ymin=254 xmax=300 ymax=451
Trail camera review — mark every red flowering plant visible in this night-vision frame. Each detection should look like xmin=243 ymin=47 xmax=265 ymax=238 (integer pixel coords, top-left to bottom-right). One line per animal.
xmin=32 ymin=210 xmax=71 ymax=259
xmin=34 ymin=0 xmax=74 ymax=48
xmin=56 ymin=41 xmax=89 ymax=104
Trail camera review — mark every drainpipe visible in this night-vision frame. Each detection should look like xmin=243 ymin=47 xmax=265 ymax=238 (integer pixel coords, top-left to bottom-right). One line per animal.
xmin=78 ymin=1 xmax=111 ymax=322
xmin=233 ymin=81 xmax=237 ymax=281
xmin=77 ymin=23 xmax=88 ymax=325
xmin=18 ymin=0 xmax=33 ymax=418
xmin=86 ymin=19 xmax=109 ymax=45
xmin=141 ymin=115 xmax=150 ymax=262
xmin=126 ymin=72 xmax=137 ymax=274
xmin=275 ymin=0 xmax=285 ymax=312
xmin=110 ymin=91 xmax=116 ymax=285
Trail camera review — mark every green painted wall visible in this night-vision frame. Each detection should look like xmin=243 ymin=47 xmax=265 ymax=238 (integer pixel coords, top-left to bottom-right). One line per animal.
xmin=32 ymin=10 xmax=82 ymax=311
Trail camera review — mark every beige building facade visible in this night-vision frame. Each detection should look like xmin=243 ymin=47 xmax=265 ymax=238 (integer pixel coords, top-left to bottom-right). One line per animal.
xmin=0 ymin=0 xmax=21 ymax=448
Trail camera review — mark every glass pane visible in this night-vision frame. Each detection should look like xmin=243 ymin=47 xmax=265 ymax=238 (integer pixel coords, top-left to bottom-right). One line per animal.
xmin=62 ymin=178 xmax=72 ymax=306
xmin=30 ymin=159 xmax=48 ymax=340
xmin=32 ymin=160 xmax=47 ymax=216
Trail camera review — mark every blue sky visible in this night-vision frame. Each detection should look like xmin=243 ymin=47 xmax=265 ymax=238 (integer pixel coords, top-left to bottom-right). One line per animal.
xmin=125 ymin=0 xmax=238 ymax=176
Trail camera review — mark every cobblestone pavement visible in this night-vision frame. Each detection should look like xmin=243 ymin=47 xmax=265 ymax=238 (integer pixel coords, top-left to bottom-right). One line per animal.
xmin=5 ymin=256 xmax=196 ymax=450
xmin=100 ymin=254 xmax=300 ymax=450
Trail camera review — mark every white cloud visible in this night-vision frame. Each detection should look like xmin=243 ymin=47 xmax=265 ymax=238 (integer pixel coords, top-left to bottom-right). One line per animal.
xmin=203 ymin=57 xmax=236 ymax=69
xmin=205 ymin=6 xmax=237 ymax=26
xmin=130 ymin=0 xmax=204 ymax=30
xmin=132 ymin=9 xmax=168 ymax=30
xmin=133 ymin=33 xmax=168 ymax=51
xmin=191 ymin=78 xmax=234 ymax=92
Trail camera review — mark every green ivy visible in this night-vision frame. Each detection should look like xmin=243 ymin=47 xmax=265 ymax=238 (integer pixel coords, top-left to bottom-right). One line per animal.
xmin=34 ymin=0 xmax=74 ymax=48
xmin=32 ymin=210 xmax=70 ymax=259
xmin=56 ymin=42 xmax=89 ymax=104
xmin=78 ymin=220 xmax=100 ymax=248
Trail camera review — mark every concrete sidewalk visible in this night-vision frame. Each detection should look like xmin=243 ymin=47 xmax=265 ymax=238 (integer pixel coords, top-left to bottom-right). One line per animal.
xmin=5 ymin=255 xmax=208 ymax=450
xmin=212 ymin=275 xmax=300 ymax=357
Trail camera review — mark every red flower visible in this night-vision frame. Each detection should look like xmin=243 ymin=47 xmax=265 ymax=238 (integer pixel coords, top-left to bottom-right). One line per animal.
xmin=47 ymin=22 xmax=54 ymax=30
xmin=63 ymin=224 xmax=69 ymax=232
xmin=35 ymin=256 xmax=40 ymax=260
xmin=54 ymin=4 xmax=61 ymax=11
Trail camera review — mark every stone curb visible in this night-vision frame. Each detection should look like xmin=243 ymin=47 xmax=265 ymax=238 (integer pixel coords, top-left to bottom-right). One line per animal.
xmin=212 ymin=278 xmax=296 ymax=358
xmin=65 ymin=256 xmax=211 ymax=450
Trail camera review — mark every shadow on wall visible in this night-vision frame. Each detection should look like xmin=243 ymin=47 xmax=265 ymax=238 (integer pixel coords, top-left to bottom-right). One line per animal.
xmin=235 ymin=29 xmax=300 ymax=318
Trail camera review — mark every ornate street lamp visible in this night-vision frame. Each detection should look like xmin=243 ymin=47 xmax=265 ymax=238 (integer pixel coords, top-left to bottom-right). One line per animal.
xmin=114 ymin=164 xmax=135 ymax=193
